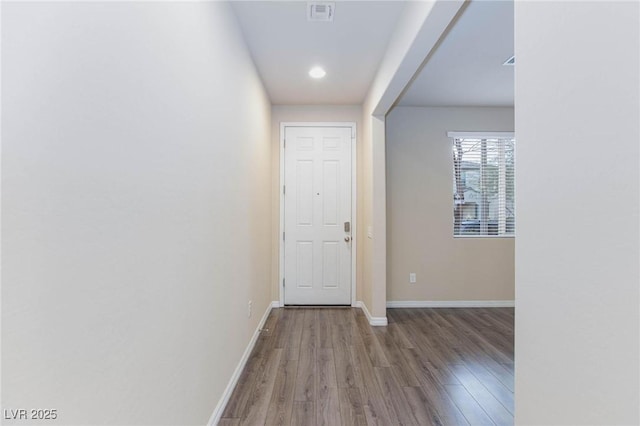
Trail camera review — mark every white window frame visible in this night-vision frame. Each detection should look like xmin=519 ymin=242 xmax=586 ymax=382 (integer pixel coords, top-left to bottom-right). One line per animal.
xmin=448 ymin=131 xmax=515 ymax=239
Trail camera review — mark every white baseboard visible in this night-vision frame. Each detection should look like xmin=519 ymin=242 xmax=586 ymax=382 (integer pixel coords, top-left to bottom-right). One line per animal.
xmin=271 ymin=301 xmax=280 ymax=308
xmin=207 ymin=301 xmax=278 ymax=426
xmin=355 ymin=301 xmax=388 ymax=326
xmin=386 ymin=300 xmax=515 ymax=308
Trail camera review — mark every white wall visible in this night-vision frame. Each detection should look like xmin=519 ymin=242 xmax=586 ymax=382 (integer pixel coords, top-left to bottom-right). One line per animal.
xmin=360 ymin=0 xmax=465 ymax=319
xmin=269 ymin=105 xmax=362 ymax=303
xmin=386 ymin=107 xmax=514 ymax=302
xmin=2 ymin=3 xmax=272 ymax=425
xmin=515 ymin=1 xmax=639 ymax=424
xmin=357 ymin=112 xmax=384 ymax=317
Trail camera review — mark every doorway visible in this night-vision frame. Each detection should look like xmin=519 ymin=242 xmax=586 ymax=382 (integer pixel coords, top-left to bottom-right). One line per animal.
xmin=279 ymin=123 xmax=356 ymax=305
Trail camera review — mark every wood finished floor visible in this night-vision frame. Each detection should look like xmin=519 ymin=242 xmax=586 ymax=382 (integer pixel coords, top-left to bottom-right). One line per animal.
xmin=220 ymin=307 xmax=514 ymax=426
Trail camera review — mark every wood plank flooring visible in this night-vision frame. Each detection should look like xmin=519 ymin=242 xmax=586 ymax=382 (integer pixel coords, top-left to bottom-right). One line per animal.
xmin=220 ymin=307 xmax=514 ymax=426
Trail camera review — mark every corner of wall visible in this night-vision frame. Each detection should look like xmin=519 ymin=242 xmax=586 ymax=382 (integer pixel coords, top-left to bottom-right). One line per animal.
xmin=356 ymin=301 xmax=388 ymax=327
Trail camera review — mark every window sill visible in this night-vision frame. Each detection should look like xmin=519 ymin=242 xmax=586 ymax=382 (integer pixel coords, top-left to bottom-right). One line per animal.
xmin=454 ymin=235 xmax=515 ymax=239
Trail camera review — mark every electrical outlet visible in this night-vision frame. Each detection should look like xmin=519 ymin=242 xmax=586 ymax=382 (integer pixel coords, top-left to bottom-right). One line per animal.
xmin=409 ymin=273 xmax=416 ymax=284
xmin=248 ymin=300 xmax=252 ymax=318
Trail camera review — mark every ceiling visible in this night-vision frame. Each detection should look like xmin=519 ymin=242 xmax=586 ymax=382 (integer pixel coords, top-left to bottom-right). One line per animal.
xmin=231 ymin=1 xmax=406 ymax=105
xmin=232 ymin=0 xmax=514 ymax=108
xmin=398 ymin=0 xmax=514 ymax=107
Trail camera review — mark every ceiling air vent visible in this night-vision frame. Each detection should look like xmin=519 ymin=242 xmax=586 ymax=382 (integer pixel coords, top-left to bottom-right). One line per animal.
xmin=503 ymin=56 xmax=515 ymax=66
xmin=308 ymin=2 xmax=335 ymax=22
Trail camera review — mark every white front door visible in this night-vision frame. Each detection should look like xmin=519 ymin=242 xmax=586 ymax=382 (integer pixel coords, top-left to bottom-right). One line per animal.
xmin=283 ymin=125 xmax=353 ymax=305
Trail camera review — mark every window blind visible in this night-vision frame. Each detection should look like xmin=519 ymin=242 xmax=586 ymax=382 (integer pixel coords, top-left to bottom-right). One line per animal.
xmin=450 ymin=134 xmax=515 ymax=237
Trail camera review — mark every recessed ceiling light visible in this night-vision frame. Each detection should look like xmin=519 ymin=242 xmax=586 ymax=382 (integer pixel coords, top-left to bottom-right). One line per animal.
xmin=309 ymin=66 xmax=326 ymax=79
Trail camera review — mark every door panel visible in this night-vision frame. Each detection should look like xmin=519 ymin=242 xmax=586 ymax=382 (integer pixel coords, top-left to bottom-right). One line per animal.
xmin=322 ymin=160 xmax=339 ymax=225
xmin=296 ymin=241 xmax=313 ymax=288
xmin=284 ymin=126 xmax=352 ymax=305
xmin=296 ymin=161 xmax=314 ymax=225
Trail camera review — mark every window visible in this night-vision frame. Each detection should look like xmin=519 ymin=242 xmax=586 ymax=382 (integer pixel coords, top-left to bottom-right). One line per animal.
xmin=448 ymin=132 xmax=515 ymax=237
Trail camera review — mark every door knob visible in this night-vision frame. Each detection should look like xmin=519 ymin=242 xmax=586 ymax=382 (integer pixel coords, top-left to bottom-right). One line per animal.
xmin=345 ymin=236 xmax=351 ymax=242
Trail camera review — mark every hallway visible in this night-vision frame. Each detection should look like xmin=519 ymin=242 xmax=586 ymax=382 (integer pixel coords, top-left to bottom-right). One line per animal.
xmin=221 ymin=307 xmax=514 ymax=425
xmin=3 ymin=2 xmax=637 ymax=424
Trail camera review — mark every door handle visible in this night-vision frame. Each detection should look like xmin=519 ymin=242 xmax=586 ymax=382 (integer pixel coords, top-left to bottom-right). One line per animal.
xmin=345 ymin=236 xmax=351 ymax=242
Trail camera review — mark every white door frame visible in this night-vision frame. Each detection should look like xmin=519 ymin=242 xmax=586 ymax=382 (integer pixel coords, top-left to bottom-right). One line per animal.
xmin=279 ymin=122 xmax=357 ymax=307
